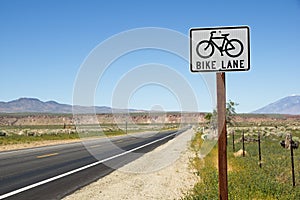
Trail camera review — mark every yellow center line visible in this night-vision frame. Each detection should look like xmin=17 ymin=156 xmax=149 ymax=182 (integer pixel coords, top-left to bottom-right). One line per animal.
xmin=36 ymin=153 xmax=59 ymax=159
xmin=90 ymin=144 xmax=102 ymax=148
xmin=115 ymin=139 xmax=123 ymax=143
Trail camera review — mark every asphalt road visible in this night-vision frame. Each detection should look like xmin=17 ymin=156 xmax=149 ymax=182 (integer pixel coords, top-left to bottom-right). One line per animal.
xmin=0 ymin=128 xmax=188 ymax=200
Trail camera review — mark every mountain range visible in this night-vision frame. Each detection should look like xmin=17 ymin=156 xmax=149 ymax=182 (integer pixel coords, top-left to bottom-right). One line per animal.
xmin=1 ymin=96 xmax=300 ymax=115
xmin=252 ymin=95 xmax=300 ymax=115
xmin=0 ymin=98 xmax=139 ymax=114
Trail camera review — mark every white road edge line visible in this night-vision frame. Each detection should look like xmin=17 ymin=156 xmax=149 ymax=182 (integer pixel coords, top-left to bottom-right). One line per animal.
xmin=0 ymin=131 xmax=178 ymax=199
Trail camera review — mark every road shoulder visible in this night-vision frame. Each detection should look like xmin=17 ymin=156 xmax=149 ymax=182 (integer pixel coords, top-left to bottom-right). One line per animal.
xmin=64 ymin=129 xmax=198 ymax=200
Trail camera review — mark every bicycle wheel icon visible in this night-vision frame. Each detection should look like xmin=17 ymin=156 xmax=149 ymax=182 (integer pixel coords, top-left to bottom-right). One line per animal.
xmin=196 ymin=40 xmax=214 ymax=59
xmin=225 ymin=39 xmax=243 ymax=58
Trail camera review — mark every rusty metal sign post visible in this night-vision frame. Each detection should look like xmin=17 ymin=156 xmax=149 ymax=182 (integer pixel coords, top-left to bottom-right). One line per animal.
xmin=190 ymin=26 xmax=250 ymax=200
xmin=216 ymin=72 xmax=228 ymax=199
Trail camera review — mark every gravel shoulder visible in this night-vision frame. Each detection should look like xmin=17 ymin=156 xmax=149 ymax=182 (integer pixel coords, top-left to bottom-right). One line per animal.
xmin=64 ymin=129 xmax=198 ymax=200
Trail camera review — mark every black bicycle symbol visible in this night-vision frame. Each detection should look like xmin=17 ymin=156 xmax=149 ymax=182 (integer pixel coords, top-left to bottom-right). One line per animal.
xmin=196 ymin=31 xmax=243 ymax=59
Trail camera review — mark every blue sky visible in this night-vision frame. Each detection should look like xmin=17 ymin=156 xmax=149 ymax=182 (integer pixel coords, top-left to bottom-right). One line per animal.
xmin=1 ymin=0 xmax=300 ymax=113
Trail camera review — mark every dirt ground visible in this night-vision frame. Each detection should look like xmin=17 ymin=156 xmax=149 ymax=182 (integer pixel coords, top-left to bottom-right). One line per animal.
xmin=0 ymin=139 xmax=82 ymax=152
xmin=64 ymin=129 xmax=198 ymax=200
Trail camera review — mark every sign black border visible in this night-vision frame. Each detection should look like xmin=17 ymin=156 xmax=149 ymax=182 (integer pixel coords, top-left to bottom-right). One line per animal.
xmin=190 ymin=26 xmax=250 ymax=73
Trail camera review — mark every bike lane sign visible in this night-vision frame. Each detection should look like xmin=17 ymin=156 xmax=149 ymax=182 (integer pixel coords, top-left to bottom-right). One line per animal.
xmin=190 ymin=26 xmax=250 ymax=72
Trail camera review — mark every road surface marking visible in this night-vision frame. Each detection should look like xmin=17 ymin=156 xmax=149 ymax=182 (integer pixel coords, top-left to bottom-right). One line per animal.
xmin=90 ymin=144 xmax=102 ymax=148
xmin=36 ymin=153 xmax=59 ymax=159
xmin=0 ymin=131 xmax=180 ymax=199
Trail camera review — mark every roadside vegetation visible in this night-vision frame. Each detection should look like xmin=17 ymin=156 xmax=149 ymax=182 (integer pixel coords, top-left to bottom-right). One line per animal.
xmin=0 ymin=133 xmax=80 ymax=145
xmin=0 ymin=123 xmax=180 ymax=146
xmin=184 ymin=125 xmax=300 ymax=199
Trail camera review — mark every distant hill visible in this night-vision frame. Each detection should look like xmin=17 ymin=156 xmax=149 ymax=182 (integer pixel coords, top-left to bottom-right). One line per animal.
xmin=252 ymin=95 xmax=300 ymax=115
xmin=0 ymin=98 xmax=138 ymax=114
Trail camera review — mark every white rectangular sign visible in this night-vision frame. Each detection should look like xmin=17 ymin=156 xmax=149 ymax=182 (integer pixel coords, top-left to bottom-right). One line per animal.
xmin=190 ymin=26 xmax=250 ymax=72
